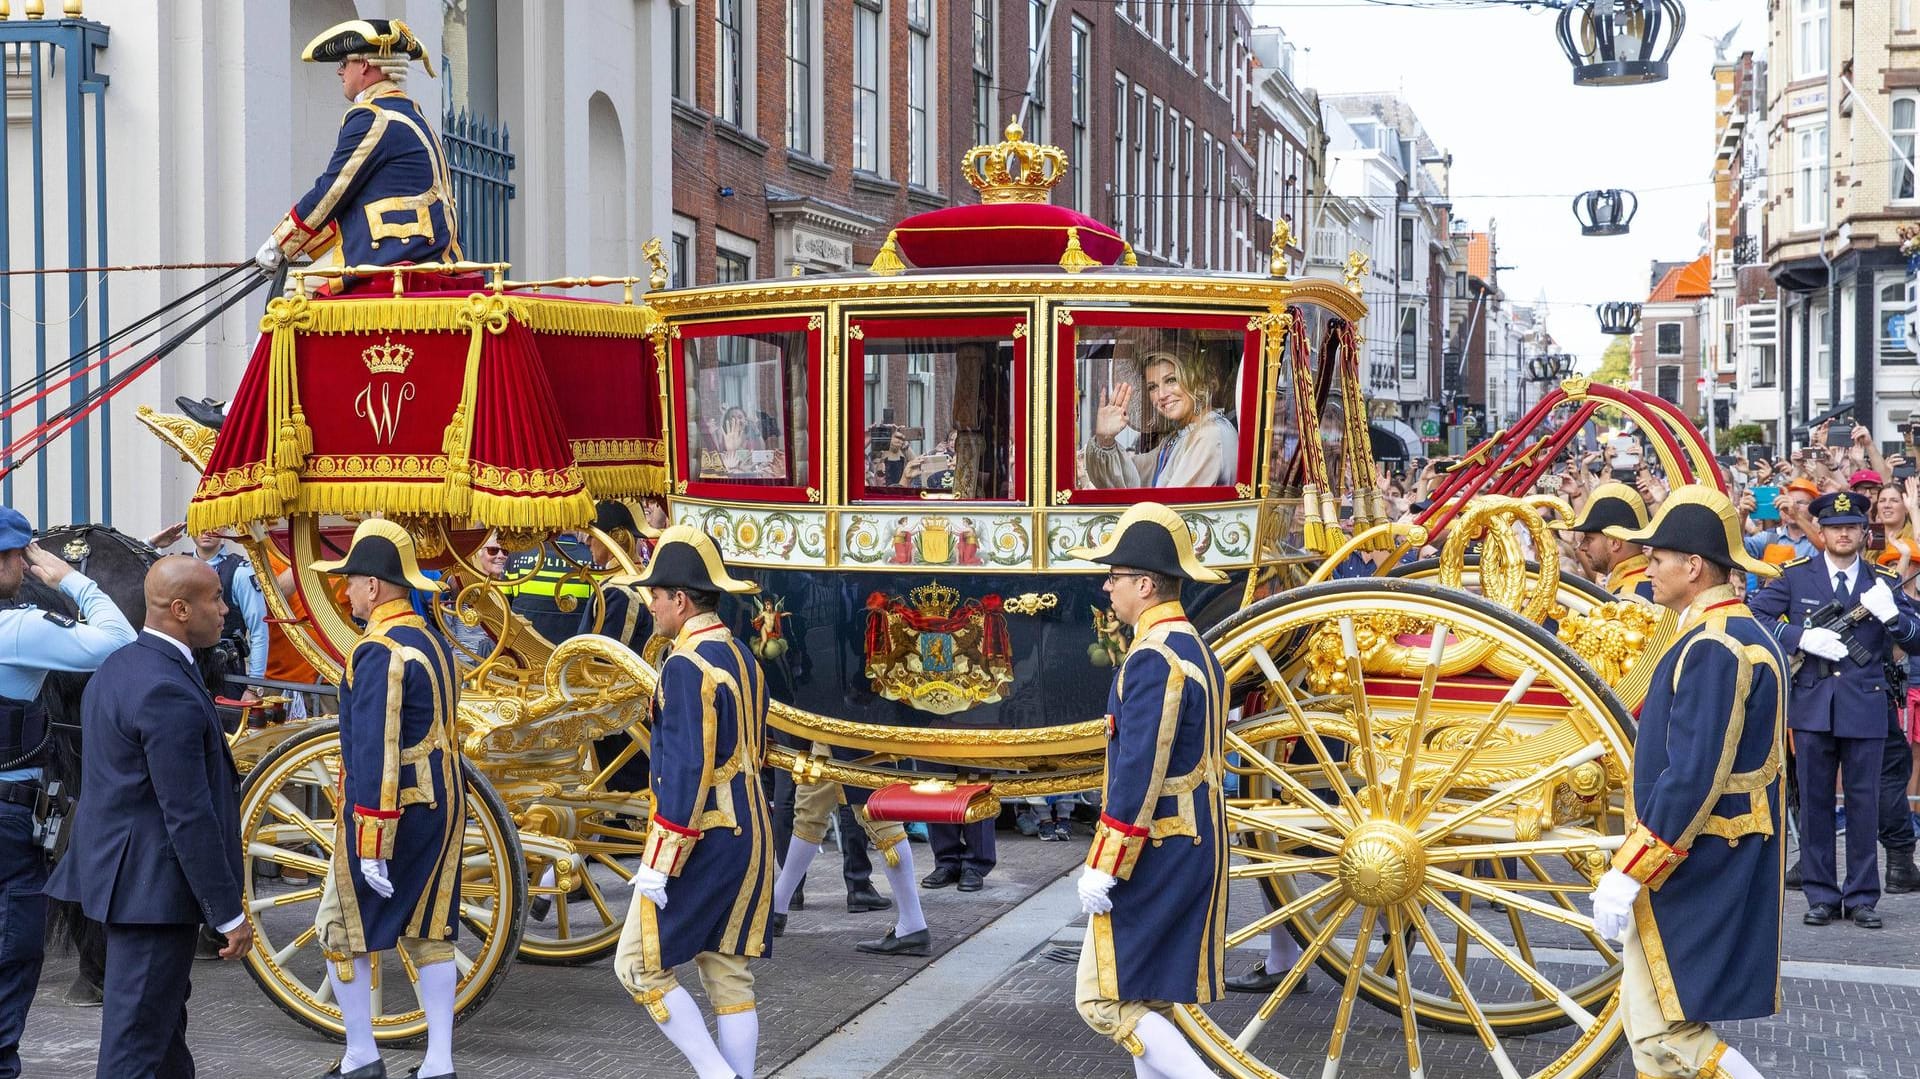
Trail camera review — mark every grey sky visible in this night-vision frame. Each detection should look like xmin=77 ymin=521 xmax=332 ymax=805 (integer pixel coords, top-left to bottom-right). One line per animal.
xmin=1253 ymin=0 xmax=1765 ymax=372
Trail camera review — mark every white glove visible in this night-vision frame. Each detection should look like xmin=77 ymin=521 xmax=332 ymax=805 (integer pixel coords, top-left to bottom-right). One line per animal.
xmin=631 ymin=865 xmax=669 ymax=911
xmin=1076 ymin=867 xmax=1117 ymax=915
xmin=360 ymin=858 xmax=394 ymax=899
xmin=1799 ymin=626 xmax=1848 ymax=662
xmin=1861 ymin=580 xmax=1901 ymax=625
xmin=254 ymin=238 xmax=285 ymax=272
xmin=1587 ymin=869 xmax=1640 ymax=942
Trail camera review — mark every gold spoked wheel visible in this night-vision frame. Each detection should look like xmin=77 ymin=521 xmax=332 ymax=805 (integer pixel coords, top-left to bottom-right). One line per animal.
xmin=1180 ymin=578 xmax=1632 ymax=1079
xmin=515 ymin=793 xmax=649 ymax=964
xmin=238 ymin=721 xmax=526 ymax=1040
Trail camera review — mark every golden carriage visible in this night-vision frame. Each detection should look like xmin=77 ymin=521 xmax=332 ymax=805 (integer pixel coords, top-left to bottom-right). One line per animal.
xmin=138 ymin=123 xmax=1730 ymax=1077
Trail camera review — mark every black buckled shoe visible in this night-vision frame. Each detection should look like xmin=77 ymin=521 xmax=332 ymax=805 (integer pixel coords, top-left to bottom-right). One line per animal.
xmin=319 ymin=1060 xmax=386 ymax=1079
xmin=920 ymin=865 xmax=961 ymax=889
xmin=957 ymin=869 xmax=985 ymax=892
xmin=1845 ymin=905 xmax=1883 ymax=929
xmin=855 ymin=928 xmax=931 ymax=956
xmin=846 ymin=885 xmax=893 ymax=912
xmin=1225 ymin=962 xmax=1314 ymax=994
xmin=1885 ymin=851 xmax=1920 ymax=894
xmin=790 ymin=889 xmax=805 ymax=911
xmin=175 ymin=396 xmax=227 ymax=431
xmin=1803 ymin=903 xmax=1840 ymax=926
xmin=770 ymin=912 xmax=787 ymax=937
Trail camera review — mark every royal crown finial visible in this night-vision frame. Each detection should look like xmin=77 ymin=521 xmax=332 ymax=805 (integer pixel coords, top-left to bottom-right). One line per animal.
xmin=361 ymin=335 xmax=415 ymax=375
xmin=908 ymin=581 xmax=962 ymax=619
xmin=962 ymin=118 xmax=1069 ymax=205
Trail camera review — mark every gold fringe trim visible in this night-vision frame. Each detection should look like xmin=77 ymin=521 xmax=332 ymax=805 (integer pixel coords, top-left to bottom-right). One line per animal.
xmin=277 ymin=480 xmax=594 ymax=531
xmin=186 ymin=485 xmax=286 ymax=535
xmin=280 ymin=294 xmax=659 ymax=339
xmin=578 ymin=461 xmax=669 ymax=499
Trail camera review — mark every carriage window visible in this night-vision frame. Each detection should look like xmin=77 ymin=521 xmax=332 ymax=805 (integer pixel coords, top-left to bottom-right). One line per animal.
xmin=1070 ymin=323 xmax=1247 ymax=493
xmin=684 ymin=329 xmax=811 ymax=488
xmin=852 ymin=319 xmax=1024 ymax=501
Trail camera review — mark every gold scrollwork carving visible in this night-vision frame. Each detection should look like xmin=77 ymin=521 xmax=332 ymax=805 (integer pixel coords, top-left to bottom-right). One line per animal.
xmin=1003 ymin=592 xmax=1059 ymax=616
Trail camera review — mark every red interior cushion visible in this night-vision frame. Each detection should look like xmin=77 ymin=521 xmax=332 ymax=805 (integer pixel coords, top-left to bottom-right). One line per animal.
xmin=891 ymin=202 xmax=1127 ymax=270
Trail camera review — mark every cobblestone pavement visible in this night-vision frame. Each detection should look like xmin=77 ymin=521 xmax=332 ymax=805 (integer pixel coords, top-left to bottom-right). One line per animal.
xmin=21 ymin=829 xmax=1920 ymax=1078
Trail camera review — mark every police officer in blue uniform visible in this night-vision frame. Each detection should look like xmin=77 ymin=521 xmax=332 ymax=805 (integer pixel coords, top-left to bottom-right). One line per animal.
xmin=1556 ymin=481 xmax=1656 ymax=601
xmin=308 ymin=520 xmax=465 ymax=1079
xmin=0 ymin=507 xmax=135 ymax=1078
xmin=1069 ymin=503 xmax=1228 ymax=1079
xmin=615 ymin=526 xmax=774 ymax=1079
xmin=255 ymin=19 xmax=459 ymax=278
xmin=1747 ymin=489 xmax=1920 ymax=929
xmin=1587 ymin=485 xmax=1784 ymax=1079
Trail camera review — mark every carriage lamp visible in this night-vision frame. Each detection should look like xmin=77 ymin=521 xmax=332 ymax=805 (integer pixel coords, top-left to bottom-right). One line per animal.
xmin=1528 ymin=353 xmax=1578 ymax=382
xmin=1596 ymin=302 xmax=1641 ymax=336
xmin=1557 ymin=0 xmax=1685 ymax=86
xmin=1573 ymin=189 xmax=1638 ymax=237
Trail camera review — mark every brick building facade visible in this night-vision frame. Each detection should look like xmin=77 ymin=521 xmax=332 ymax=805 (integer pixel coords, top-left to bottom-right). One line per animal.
xmin=667 ymin=0 xmax=1265 ymax=286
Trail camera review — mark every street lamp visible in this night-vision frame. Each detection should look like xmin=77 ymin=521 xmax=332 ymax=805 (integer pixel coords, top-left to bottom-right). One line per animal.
xmin=1557 ymin=0 xmax=1686 ymax=87
xmin=1529 ymin=353 xmax=1577 ymax=382
xmin=1596 ymin=301 xmax=1641 ymax=336
xmin=1572 ymin=189 xmax=1638 ymax=236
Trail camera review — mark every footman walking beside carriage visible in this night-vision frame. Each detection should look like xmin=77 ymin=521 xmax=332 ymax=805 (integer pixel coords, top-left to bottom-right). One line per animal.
xmin=614 ymin=526 xmax=775 ymax=1079
xmin=1069 ymin=503 xmax=1230 ymax=1079
xmin=1587 ymin=486 xmax=1785 ymax=1079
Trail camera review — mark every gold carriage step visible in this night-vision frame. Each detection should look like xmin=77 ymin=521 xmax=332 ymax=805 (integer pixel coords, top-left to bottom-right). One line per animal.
xmin=864 ymin=779 xmax=998 ymax=825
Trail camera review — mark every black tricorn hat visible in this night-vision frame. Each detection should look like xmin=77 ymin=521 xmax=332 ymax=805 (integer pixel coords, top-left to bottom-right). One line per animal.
xmin=301 ymin=19 xmax=436 ymax=76
xmin=309 ymin=519 xmax=441 ymax=591
xmin=632 ymin=525 xmax=759 ymax=595
xmin=1605 ymin=485 xmax=1777 ymax=579
xmin=1067 ymin=503 xmax=1229 ymax=583
xmin=594 ymin=499 xmax=658 ymax=539
xmin=1556 ymin=481 xmax=1650 ymax=535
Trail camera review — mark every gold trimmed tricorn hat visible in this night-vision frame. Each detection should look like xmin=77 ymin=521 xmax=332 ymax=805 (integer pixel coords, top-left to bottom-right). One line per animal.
xmin=309 ymin=519 xmax=442 ymax=592
xmin=1604 ymin=484 xmax=1778 ymax=579
xmin=1068 ymin=502 xmax=1229 ymax=584
xmin=301 ymin=19 xmax=436 ymax=76
xmin=1555 ymin=481 xmax=1650 ymax=535
xmin=632 ymin=525 xmax=759 ymax=595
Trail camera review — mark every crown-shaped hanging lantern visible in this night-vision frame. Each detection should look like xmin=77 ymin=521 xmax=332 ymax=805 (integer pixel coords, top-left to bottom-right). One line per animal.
xmin=962 ymin=120 xmax=1069 ymax=205
xmin=1557 ymin=0 xmax=1685 ymax=86
xmin=1596 ymin=301 xmax=1642 ymax=336
xmin=1573 ymin=189 xmax=1639 ymax=237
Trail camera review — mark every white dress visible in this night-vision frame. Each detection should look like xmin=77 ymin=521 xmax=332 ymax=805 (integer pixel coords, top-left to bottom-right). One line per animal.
xmin=1086 ymin=411 xmax=1238 ymax=489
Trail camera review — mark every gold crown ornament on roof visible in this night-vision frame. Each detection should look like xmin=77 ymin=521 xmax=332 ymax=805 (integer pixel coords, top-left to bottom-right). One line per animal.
xmin=361 ymin=336 xmax=415 ymax=374
xmin=962 ymin=121 xmax=1069 ymax=205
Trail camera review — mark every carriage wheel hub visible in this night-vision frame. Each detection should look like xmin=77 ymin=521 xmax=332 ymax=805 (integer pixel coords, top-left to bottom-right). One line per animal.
xmin=1337 ymin=820 xmax=1426 ymax=907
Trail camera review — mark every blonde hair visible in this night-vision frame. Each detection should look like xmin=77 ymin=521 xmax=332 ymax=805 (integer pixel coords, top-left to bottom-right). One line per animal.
xmin=1138 ymin=349 xmax=1216 ymax=429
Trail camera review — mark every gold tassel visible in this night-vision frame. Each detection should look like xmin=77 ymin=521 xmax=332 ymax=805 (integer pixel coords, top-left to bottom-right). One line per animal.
xmin=1058 ymin=227 xmax=1098 ymax=273
xmin=1121 ymin=243 xmax=1139 ymax=267
xmin=869 ymin=231 xmax=906 ymax=275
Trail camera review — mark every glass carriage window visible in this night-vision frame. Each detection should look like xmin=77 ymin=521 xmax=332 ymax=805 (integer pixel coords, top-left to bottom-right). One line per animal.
xmin=680 ymin=324 xmax=815 ymax=496
xmin=1060 ymin=313 xmax=1257 ymax=503
xmin=850 ymin=317 xmax=1027 ymax=502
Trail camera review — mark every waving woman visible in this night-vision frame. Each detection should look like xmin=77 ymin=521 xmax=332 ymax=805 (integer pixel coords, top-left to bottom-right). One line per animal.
xmin=1085 ymin=350 xmax=1237 ymax=489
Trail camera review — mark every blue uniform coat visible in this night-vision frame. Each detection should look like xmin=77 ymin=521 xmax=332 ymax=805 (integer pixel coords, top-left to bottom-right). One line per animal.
xmin=332 ymin=599 xmax=464 ymax=953
xmin=1085 ymin=602 xmax=1228 ymax=1005
xmin=269 ymin=83 xmax=460 ymax=269
xmin=632 ymin=613 xmax=775 ymax=968
xmin=1745 ymin=556 xmax=1920 ymax=738
xmin=1614 ymin=587 xmax=1786 ymax=1022
xmin=47 ymin=633 xmax=243 ymax=929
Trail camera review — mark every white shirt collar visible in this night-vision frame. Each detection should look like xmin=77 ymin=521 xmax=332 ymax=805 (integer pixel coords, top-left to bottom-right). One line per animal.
xmin=1823 ymin=552 xmax=1861 ymax=588
xmin=141 ymin=627 xmax=194 ymax=663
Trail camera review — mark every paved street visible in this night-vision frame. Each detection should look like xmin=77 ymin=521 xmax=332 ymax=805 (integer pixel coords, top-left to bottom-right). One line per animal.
xmin=21 ymin=829 xmax=1920 ymax=1078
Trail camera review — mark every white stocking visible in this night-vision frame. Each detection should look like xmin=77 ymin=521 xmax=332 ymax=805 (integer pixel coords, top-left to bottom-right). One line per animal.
xmin=416 ymin=959 xmax=457 ymax=1076
xmin=1132 ymin=1056 xmax=1167 ymax=1079
xmin=1716 ymin=1046 xmax=1766 ymax=1079
xmin=716 ymin=1008 xmax=759 ymax=1078
xmin=772 ymin=836 xmax=820 ymax=915
xmin=1132 ymin=1010 xmax=1215 ymax=1079
xmin=651 ymin=986 xmax=734 ymax=1078
xmin=1265 ymin=924 xmax=1302 ymax=973
xmin=327 ymin=956 xmax=380 ymax=1072
xmin=881 ymin=845 xmax=928 ymax=937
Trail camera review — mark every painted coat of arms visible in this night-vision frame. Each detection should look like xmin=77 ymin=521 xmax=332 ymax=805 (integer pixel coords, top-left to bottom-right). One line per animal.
xmin=863 ymin=582 xmax=1015 ymax=715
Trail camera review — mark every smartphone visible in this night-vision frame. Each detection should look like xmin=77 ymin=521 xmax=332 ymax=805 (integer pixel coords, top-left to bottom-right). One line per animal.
xmin=1885 ymin=440 xmax=1907 ymax=458
xmin=1587 ymin=460 xmax=1605 ymax=477
xmin=1611 ymin=467 xmax=1638 ymax=484
xmin=1896 ymin=462 xmax=1918 ymax=480
xmin=1751 ymin=485 xmax=1780 ymax=522
xmin=1826 ymin=425 xmax=1855 ymax=448
xmin=1716 ymin=454 xmax=1737 ymax=468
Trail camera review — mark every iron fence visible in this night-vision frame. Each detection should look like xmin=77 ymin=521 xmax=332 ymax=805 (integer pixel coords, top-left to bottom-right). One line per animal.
xmin=444 ymin=107 xmax=515 ymax=264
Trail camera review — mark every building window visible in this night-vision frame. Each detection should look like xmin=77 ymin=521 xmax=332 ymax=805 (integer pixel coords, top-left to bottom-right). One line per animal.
xmin=1895 ymin=94 xmax=1917 ymax=201
xmin=1900 ymin=0 xmax=1915 ymax=31
xmin=1028 ymin=0 xmax=1049 ymax=143
xmin=854 ymin=0 xmax=884 ymax=174
xmin=1198 ymin=131 xmax=1212 ymax=258
xmin=671 ymin=232 xmax=691 ymax=289
xmin=1398 ymin=307 xmax=1418 ymax=381
xmin=1656 ymin=364 xmax=1682 ymax=402
xmin=672 ymin=3 xmax=692 ymax=102
xmin=1655 ymin=322 xmax=1682 ymax=356
xmin=1069 ymin=17 xmax=1090 ymax=212
xmin=1881 ymin=278 xmax=1915 ymax=365
xmin=1795 ymin=123 xmax=1828 ymax=230
xmin=1794 ymin=0 xmax=1829 ymax=79
xmin=974 ymin=0 xmax=995 ymax=147
xmin=1168 ymin=107 xmax=1183 ymax=261
xmin=1398 ymin=218 xmax=1415 ymax=281
xmin=787 ymin=0 xmax=812 ymax=154
xmin=717 ymin=247 xmax=751 ymax=283
xmin=1112 ymin=75 xmax=1129 ymax=237
xmin=1182 ymin=120 xmax=1195 ymax=263
xmin=908 ymin=0 xmax=935 ymax=188
xmin=717 ymin=0 xmax=745 ymax=127
xmin=1132 ymin=85 xmax=1148 ymax=247
xmin=1149 ymin=99 xmax=1164 ymax=254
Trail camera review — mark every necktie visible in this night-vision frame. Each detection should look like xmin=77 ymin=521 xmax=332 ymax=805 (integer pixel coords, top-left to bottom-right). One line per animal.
xmin=1836 ymin=571 xmax=1849 ymax=598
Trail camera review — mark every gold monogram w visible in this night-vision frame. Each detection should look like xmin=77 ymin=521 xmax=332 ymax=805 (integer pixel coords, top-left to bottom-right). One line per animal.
xmin=355 ymin=380 xmax=416 ymax=445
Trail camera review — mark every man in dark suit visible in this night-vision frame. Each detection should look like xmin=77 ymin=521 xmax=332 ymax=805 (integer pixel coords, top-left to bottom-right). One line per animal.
xmin=47 ymin=556 xmax=251 ymax=1078
xmin=1748 ymin=490 xmax=1920 ymax=929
